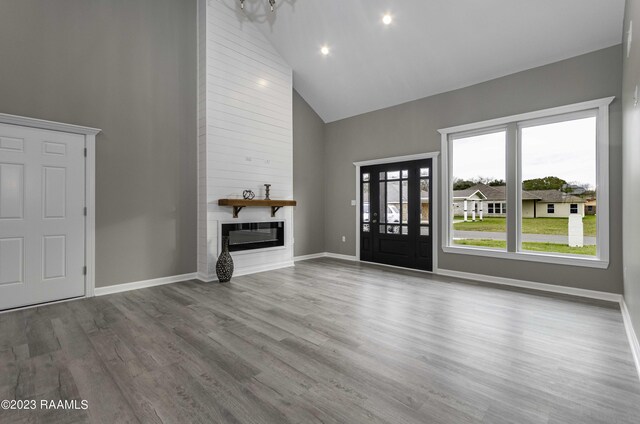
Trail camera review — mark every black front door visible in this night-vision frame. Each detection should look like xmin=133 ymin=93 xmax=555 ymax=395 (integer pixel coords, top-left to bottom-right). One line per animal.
xmin=360 ymin=159 xmax=432 ymax=271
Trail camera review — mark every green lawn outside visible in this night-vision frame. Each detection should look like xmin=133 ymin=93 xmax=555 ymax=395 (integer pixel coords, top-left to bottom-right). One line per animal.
xmin=453 ymin=239 xmax=596 ymax=256
xmin=453 ymin=215 xmax=596 ymax=237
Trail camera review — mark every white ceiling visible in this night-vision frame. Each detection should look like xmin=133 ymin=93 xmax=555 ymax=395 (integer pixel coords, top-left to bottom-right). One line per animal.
xmin=247 ymin=0 xmax=625 ymax=123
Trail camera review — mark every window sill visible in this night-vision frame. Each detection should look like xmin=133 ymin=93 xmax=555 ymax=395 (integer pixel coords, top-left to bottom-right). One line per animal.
xmin=441 ymin=245 xmax=609 ymax=269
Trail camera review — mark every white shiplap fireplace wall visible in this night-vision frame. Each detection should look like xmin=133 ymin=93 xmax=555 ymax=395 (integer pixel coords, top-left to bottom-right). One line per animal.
xmin=197 ymin=0 xmax=294 ymax=281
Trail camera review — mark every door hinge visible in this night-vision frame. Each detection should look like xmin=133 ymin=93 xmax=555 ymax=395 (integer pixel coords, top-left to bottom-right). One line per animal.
xmin=83 ymin=207 xmax=87 ymax=216
xmin=84 ymin=148 xmax=87 ymax=157
xmin=83 ymin=266 xmax=87 ymax=275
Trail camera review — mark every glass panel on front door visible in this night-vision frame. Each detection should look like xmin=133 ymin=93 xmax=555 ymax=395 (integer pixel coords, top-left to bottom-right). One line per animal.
xmin=377 ymin=169 xmax=408 ymax=235
xmin=362 ymin=175 xmax=370 ymax=225
xmin=420 ymin=167 xmax=430 ymax=236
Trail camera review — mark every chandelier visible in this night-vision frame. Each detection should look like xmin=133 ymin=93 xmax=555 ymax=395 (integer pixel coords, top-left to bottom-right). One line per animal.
xmin=239 ymin=0 xmax=276 ymax=12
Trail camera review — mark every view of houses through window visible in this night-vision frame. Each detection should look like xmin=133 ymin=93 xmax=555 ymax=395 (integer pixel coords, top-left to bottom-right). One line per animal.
xmin=451 ymin=130 xmax=507 ymax=251
xmin=520 ymin=116 xmax=596 ymax=256
xmin=450 ymin=115 xmax=597 ymax=257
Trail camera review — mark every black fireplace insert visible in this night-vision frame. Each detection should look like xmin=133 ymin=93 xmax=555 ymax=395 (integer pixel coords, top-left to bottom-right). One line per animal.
xmin=221 ymin=221 xmax=284 ymax=252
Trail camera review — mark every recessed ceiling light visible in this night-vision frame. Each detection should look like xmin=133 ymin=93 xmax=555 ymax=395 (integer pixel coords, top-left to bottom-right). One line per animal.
xmin=320 ymin=46 xmax=330 ymax=56
xmin=382 ymin=14 xmax=392 ymax=25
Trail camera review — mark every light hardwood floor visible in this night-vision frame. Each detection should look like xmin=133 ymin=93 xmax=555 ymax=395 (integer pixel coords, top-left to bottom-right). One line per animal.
xmin=1 ymin=258 xmax=639 ymax=423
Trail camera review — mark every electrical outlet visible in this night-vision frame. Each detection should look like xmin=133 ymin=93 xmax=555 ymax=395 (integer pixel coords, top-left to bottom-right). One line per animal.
xmin=351 ymin=200 xmax=356 ymax=206
xmin=341 ymin=236 xmax=346 ymax=242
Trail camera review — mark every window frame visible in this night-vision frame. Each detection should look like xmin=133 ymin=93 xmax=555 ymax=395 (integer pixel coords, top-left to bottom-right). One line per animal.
xmin=547 ymin=204 xmax=555 ymax=214
xmin=439 ymin=97 xmax=612 ymax=269
xmin=570 ymin=204 xmax=578 ymax=214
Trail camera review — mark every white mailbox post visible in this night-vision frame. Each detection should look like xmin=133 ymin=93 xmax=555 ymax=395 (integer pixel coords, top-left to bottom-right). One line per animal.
xmin=568 ymin=214 xmax=584 ymax=247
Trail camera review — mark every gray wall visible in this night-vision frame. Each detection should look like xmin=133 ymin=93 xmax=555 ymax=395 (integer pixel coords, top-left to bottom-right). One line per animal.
xmin=293 ymin=90 xmax=326 ymax=256
xmin=324 ymin=45 xmax=624 ymax=294
xmin=0 ymin=0 xmax=198 ymax=287
xmin=623 ymin=2 xmax=640 ymax=340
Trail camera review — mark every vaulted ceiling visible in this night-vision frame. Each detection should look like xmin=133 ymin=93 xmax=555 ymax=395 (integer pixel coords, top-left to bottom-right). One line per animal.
xmin=245 ymin=0 xmax=625 ymax=122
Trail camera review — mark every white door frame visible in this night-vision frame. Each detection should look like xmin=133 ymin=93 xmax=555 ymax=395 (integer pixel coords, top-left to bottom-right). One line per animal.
xmin=0 ymin=113 xmax=101 ymax=299
xmin=353 ymin=152 xmax=440 ymax=273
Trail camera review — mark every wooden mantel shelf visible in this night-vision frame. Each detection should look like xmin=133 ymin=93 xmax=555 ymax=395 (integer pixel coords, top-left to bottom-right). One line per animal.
xmin=218 ymin=199 xmax=297 ymax=218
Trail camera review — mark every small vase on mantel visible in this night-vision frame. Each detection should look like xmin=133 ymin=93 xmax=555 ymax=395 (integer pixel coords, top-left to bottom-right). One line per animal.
xmin=216 ymin=236 xmax=234 ymax=283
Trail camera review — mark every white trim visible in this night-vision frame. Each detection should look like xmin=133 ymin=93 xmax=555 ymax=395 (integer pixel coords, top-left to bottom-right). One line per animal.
xmin=294 ymin=252 xmax=328 ymax=261
xmin=94 ymin=273 xmax=198 ymax=296
xmin=437 ymin=97 xmax=615 ymax=135
xmin=294 ymin=252 xmax=358 ymax=262
xmin=355 ymin=166 xmax=361 ymax=260
xmin=437 ymin=268 xmax=621 ymax=302
xmin=432 ymin=158 xmax=439 ymax=274
xmin=440 ymin=97 xmax=613 ymax=267
xmin=353 ymin=152 xmax=441 ymax=167
xmin=196 ymin=272 xmax=211 ymax=282
xmin=353 ymin=152 xmax=439 ymax=273
xmin=0 ymin=113 xmax=101 ymax=136
xmin=196 ymin=260 xmax=295 ymax=283
xmin=441 ymin=133 xmax=451 ymax=256
xmin=621 ymin=298 xmax=640 ymax=381
xmin=85 ymin=134 xmax=97 ymax=297
xmin=441 ymin=245 xmax=610 ymax=269
xmin=0 ymin=114 xmax=101 ymax=303
xmin=596 ymin=102 xmax=610 ymax=265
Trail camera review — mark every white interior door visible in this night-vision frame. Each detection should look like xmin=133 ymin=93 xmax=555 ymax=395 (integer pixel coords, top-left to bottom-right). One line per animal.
xmin=0 ymin=123 xmax=85 ymax=310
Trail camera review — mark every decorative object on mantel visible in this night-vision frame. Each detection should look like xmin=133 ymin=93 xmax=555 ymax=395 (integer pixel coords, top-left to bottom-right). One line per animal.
xmin=264 ymin=184 xmax=271 ymax=200
xmin=242 ymin=190 xmax=255 ymax=200
xmin=216 ymin=236 xmax=234 ymax=283
xmin=218 ymin=198 xmax=297 ymax=218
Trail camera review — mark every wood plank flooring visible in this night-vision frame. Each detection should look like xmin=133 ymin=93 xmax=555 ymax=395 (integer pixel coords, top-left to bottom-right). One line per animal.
xmin=1 ymin=257 xmax=639 ymax=423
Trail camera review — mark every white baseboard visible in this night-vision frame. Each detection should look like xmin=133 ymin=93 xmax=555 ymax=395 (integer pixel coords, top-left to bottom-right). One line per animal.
xmin=621 ymin=298 xmax=640 ymax=381
xmin=196 ymin=272 xmax=213 ymax=282
xmin=94 ymin=273 xmax=198 ymax=296
xmin=437 ymin=269 xmax=622 ymax=303
xmin=294 ymin=252 xmax=358 ymax=262
xmin=197 ymin=260 xmax=296 ymax=283
xmin=293 ymin=252 xmax=327 ymax=262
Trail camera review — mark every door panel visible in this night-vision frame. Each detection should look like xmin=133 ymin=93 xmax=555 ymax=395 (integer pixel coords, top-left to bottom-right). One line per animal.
xmin=361 ymin=159 xmax=432 ymax=271
xmin=0 ymin=237 xmax=24 ymax=285
xmin=43 ymin=235 xmax=67 ymax=280
xmin=0 ymin=163 xmax=24 ymax=218
xmin=0 ymin=123 xmax=85 ymax=310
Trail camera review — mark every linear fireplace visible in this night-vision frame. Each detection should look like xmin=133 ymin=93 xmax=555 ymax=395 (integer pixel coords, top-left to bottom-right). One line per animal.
xmin=221 ymin=221 xmax=285 ymax=252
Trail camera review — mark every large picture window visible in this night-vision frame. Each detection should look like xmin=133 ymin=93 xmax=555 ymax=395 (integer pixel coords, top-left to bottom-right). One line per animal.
xmin=440 ymin=98 xmax=612 ymax=268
